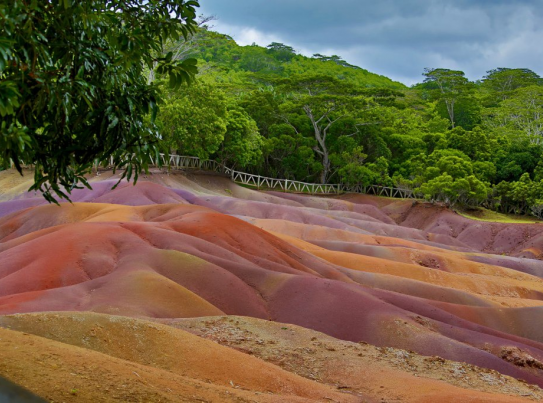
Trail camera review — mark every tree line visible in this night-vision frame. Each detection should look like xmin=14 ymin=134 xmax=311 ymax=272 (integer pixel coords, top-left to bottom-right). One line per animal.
xmin=2 ymin=2 xmax=543 ymax=218
xmin=157 ymin=28 xmax=543 ymax=216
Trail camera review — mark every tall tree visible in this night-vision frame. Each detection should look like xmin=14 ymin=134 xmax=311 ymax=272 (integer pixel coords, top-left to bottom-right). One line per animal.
xmin=278 ymin=74 xmax=377 ymax=183
xmin=423 ymin=68 xmax=470 ymax=129
xmin=482 ymin=68 xmax=541 ymax=101
xmin=312 ymin=54 xmax=359 ymax=69
xmin=487 ymin=86 xmax=543 ymax=144
xmin=158 ymin=83 xmax=227 ymax=158
xmin=0 ymin=0 xmax=200 ymax=201
xmin=266 ymin=42 xmax=297 ymax=62
xmin=217 ymin=107 xmax=263 ymax=169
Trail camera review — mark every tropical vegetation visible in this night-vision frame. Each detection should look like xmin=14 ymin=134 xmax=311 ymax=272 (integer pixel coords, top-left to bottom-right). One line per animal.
xmin=2 ymin=3 xmax=543 ymax=217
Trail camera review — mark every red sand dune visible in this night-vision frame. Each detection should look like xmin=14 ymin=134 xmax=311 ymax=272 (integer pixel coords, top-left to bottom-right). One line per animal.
xmin=1 ymin=170 xmax=543 ymax=400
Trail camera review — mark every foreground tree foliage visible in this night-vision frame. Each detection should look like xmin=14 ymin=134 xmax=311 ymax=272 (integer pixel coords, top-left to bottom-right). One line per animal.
xmin=2 ymin=12 xmax=543 ymax=217
xmin=0 ymin=0 xmax=199 ymax=201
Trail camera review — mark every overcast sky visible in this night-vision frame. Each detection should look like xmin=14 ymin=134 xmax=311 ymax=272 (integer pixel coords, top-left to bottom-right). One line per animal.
xmin=198 ymin=0 xmax=543 ymax=86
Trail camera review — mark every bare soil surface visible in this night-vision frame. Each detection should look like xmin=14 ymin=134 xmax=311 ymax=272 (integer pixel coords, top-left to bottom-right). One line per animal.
xmin=2 ymin=170 xmax=543 ymax=401
xmin=0 ymin=312 xmax=362 ymax=403
xmin=2 ymin=312 xmax=542 ymax=403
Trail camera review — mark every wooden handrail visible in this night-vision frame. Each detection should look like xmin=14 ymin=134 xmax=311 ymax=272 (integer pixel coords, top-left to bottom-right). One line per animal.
xmin=109 ymin=154 xmax=420 ymax=198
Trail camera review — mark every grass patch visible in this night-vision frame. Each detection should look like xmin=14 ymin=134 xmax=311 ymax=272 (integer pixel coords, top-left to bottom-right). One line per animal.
xmin=457 ymin=207 xmax=542 ymax=224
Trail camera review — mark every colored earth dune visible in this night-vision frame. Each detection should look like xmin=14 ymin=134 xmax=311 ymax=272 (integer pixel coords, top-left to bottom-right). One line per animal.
xmin=1 ymin=168 xmax=543 ymax=402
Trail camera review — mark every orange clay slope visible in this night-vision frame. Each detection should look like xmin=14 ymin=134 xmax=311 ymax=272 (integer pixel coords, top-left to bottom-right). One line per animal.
xmin=1 ymin=311 xmax=541 ymax=403
xmin=0 ymin=312 xmax=362 ymax=403
xmin=1 ymin=169 xmax=543 ymax=397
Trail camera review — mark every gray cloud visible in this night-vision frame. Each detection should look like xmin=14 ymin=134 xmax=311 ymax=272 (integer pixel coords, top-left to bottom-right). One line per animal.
xmin=198 ymin=0 xmax=543 ymax=85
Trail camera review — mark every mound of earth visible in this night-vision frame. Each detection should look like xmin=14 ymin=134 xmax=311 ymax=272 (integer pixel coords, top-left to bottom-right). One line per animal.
xmin=0 ymin=312 xmax=361 ymax=402
xmin=1 ymin=312 xmax=542 ymax=403
xmin=1 ymin=168 xmax=543 ymax=400
xmin=343 ymin=194 xmax=543 ymax=259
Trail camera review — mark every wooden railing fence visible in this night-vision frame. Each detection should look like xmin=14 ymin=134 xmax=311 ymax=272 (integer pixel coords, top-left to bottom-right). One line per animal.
xmin=108 ymin=154 xmax=421 ymax=198
xmin=12 ymin=154 xmax=539 ymax=215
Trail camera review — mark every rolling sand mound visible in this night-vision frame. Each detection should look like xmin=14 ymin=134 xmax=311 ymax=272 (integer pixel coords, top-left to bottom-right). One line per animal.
xmin=1 ymin=169 xmax=543 ymax=399
xmin=365 ymin=198 xmax=543 ymax=259
xmin=2 ymin=312 xmax=542 ymax=403
xmin=0 ymin=312 xmax=360 ymax=402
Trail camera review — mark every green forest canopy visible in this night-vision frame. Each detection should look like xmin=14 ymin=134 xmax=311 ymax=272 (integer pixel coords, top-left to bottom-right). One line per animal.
xmin=2 ymin=4 xmax=543 ymax=217
xmin=160 ymin=27 xmax=543 ymax=215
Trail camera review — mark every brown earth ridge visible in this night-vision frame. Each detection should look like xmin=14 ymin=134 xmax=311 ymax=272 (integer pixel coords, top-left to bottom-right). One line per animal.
xmin=1 ymin=168 xmax=543 ymax=402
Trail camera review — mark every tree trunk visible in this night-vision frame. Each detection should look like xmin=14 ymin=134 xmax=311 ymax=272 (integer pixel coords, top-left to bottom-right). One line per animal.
xmin=302 ymin=105 xmax=331 ymax=184
xmin=445 ymin=100 xmax=455 ymax=128
xmin=320 ymin=150 xmax=330 ymax=184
